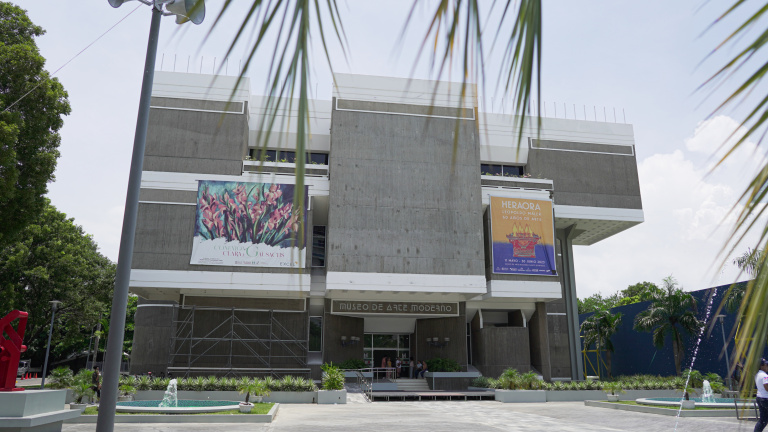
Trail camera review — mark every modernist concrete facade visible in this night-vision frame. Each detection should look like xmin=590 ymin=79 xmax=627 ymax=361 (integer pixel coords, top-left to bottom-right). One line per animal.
xmin=129 ymin=71 xmax=644 ymax=381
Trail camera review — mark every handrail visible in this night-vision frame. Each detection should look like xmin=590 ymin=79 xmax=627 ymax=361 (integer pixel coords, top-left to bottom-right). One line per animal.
xmin=355 ymin=369 xmax=372 ymax=402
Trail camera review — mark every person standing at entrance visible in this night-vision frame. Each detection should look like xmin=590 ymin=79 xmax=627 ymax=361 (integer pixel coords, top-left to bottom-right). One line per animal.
xmin=755 ymin=358 xmax=768 ymax=432
xmin=380 ymin=356 xmax=387 ymax=379
xmin=415 ymin=360 xmax=423 ymax=378
xmin=386 ymin=356 xmax=393 ymax=379
xmin=409 ymin=357 xmax=415 ymax=379
xmin=395 ymin=358 xmax=402 ymax=378
xmin=92 ymin=367 xmax=101 ymax=402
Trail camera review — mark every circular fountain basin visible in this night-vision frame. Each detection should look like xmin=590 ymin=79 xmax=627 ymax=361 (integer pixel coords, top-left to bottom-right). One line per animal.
xmin=115 ymin=400 xmax=241 ymax=414
xmin=636 ymin=397 xmax=739 ymax=409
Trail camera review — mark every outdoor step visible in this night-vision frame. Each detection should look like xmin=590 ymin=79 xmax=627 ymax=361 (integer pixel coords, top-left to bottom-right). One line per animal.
xmin=395 ymin=379 xmax=431 ymax=391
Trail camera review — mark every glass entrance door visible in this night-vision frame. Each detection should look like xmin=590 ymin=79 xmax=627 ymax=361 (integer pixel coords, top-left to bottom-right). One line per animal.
xmin=363 ymin=333 xmax=410 ymax=378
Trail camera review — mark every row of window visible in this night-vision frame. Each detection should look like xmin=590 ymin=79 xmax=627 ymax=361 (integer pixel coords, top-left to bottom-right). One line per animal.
xmin=248 ymin=149 xmax=329 ymax=165
xmin=480 ymin=164 xmax=525 ymax=177
xmin=246 ymin=150 xmax=523 ymax=176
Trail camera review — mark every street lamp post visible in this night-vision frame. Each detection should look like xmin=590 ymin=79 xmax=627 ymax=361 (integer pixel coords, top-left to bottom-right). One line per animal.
xmin=715 ymin=314 xmax=731 ymax=384
xmin=97 ymin=1 xmax=204 ymax=430
xmin=40 ymin=300 xmax=61 ymax=389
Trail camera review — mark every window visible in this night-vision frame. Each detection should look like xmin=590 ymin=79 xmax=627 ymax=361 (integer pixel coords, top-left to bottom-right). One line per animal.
xmin=312 ymin=226 xmax=326 ymax=267
xmin=481 ymin=164 xmax=524 ymax=177
xmin=248 ymin=149 xmax=329 ymax=165
xmin=309 ymin=316 xmax=322 ymax=351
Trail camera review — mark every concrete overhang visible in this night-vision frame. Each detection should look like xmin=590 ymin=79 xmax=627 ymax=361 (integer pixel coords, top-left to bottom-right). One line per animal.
xmin=554 ymin=204 xmax=644 ymax=246
xmin=324 ymin=271 xmax=486 ymax=300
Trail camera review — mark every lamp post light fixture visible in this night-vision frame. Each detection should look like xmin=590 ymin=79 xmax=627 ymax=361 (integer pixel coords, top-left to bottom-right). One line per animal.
xmin=40 ymin=300 xmax=61 ymax=390
xmin=427 ymin=337 xmax=450 ymax=348
xmin=97 ymin=1 xmax=205 ymax=430
xmin=341 ymin=336 xmax=359 ymax=347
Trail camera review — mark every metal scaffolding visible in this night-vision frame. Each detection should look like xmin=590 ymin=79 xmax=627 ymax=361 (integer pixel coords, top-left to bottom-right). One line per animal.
xmin=167 ymin=305 xmax=310 ymax=378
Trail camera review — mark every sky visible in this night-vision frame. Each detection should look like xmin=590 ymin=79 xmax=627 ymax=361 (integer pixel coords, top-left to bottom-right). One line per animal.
xmin=19 ymin=1 xmax=767 ymax=299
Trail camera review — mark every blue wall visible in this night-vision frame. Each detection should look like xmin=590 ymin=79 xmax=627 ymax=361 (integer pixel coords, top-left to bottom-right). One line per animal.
xmin=579 ymin=282 xmax=747 ymax=378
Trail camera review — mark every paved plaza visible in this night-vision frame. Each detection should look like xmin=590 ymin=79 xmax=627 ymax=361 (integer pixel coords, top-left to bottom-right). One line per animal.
xmin=63 ymin=400 xmax=751 ymax=431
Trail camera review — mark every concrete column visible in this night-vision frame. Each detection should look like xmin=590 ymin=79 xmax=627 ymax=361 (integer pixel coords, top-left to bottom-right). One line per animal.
xmin=130 ymin=299 xmax=177 ymax=376
xmin=558 ymin=226 xmax=585 ymax=380
xmin=529 ymin=302 xmax=552 ymax=381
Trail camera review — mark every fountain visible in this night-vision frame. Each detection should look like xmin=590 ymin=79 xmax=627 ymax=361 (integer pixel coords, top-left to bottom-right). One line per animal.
xmin=701 ymin=380 xmax=715 ymax=403
xmin=158 ymin=378 xmax=178 ymax=408
xmin=115 ymin=377 xmax=240 ymax=413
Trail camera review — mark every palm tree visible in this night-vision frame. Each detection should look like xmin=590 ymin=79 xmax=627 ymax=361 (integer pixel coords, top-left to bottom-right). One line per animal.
xmin=580 ymin=310 xmax=622 ymax=379
xmin=633 ymin=277 xmax=702 ymax=376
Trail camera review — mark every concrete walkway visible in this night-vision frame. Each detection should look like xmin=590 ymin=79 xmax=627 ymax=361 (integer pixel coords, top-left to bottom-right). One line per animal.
xmin=63 ymin=401 xmax=752 ymax=431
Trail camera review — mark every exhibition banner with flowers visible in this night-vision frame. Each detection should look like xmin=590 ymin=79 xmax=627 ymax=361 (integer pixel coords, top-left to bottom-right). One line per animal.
xmin=191 ymin=181 xmax=308 ymax=267
xmin=490 ymin=196 xmax=557 ymax=275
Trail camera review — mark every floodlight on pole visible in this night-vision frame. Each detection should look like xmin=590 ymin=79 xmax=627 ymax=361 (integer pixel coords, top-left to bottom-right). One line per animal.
xmin=39 ymin=300 xmax=61 ymax=390
xmin=715 ymin=314 xmax=731 ymax=378
xmin=96 ymin=1 xmax=204 ymax=430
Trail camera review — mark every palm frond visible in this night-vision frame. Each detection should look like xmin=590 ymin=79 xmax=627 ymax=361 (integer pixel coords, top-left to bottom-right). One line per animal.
xmin=707 ymin=1 xmax=768 ymax=390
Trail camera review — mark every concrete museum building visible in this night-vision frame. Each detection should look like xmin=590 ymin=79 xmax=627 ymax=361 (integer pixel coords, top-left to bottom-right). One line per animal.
xmin=129 ymin=71 xmax=644 ymax=381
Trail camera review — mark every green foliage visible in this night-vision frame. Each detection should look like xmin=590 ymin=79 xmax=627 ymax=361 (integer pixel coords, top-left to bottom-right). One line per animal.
xmin=0 ymin=200 xmax=115 ymax=366
xmin=497 ymin=368 xmax=544 ymax=390
xmin=71 ymin=369 xmax=95 ymax=404
xmin=336 ymin=358 xmax=366 ymax=370
xmin=633 ymin=276 xmax=702 ymax=375
xmin=578 ymin=282 xmax=664 ymax=314
xmin=321 ymin=363 xmax=345 ymax=391
xmin=150 ymin=377 xmax=170 ymax=391
xmin=118 ymin=383 xmax=136 ymax=396
xmin=136 ymin=375 xmax=152 ymax=391
xmin=47 ymin=366 xmax=74 ymax=390
xmin=470 ymin=376 xmax=499 ymax=389
xmin=0 ymin=2 xmax=71 ymax=248
xmin=602 ymin=381 xmax=625 ymax=395
xmin=425 ymin=357 xmax=461 ymax=372
xmin=238 ymin=378 xmax=270 ymax=404
xmin=580 ymin=310 xmax=622 ymax=378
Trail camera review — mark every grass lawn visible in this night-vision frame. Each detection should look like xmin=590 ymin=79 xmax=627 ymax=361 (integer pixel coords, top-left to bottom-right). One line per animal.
xmin=82 ymin=403 xmax=274 ymax=416
xmin=610 ymin=401 xmax=732 ymax=410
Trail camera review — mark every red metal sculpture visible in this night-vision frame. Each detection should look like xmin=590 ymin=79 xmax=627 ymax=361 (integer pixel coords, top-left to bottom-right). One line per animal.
xmin=0 ymin=310 xmax=28 ymax=391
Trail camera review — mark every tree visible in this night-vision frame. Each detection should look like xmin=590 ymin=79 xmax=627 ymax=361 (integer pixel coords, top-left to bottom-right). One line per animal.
xmin=633 ymin=276 xmax=702 ymax=375
xmin=578 ymin=292 xmax=620 ymax=314
xmin=0 ymin=199 xmax=115 ymax=366
xmin=0 ymin=2 xmax=70 ymax=247
xmin=580 ymin=310 xmax=622 ymax=379
xmin=724 ymin=249 xmax=762 ymax=313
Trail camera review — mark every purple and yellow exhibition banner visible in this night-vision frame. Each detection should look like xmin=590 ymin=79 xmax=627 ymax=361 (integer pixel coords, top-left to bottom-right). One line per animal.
xmin=190 ymin=181 xmax=308 ymax=268
xmin=490 ymin=196 xmax=557 ymax=275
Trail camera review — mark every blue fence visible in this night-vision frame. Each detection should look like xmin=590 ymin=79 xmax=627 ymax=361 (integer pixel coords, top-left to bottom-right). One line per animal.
xmin=579 ymin=282 xmax=749 ymax=379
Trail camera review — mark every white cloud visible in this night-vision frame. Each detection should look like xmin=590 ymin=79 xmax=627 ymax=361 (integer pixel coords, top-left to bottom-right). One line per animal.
xmin=574 ymin=115 xmax=765 ymax=298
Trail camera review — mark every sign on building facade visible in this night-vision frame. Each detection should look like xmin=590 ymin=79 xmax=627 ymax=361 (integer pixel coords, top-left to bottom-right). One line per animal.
xmin=490 ymin=196 xmax=557 ymax=275
xmin=190 ymin=180 xmax=307 ymax=267
xmin=331 ymin=300 xmax=459 ymax=316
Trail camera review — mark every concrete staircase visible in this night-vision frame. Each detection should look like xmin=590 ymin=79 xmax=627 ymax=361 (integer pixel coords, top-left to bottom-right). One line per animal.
xmin=395 ymin=378 xmax=431 ymax=392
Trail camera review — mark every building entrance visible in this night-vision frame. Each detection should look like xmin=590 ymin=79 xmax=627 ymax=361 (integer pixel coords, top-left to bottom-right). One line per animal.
xmin=363 ymin=333 xmax=411 ymax=378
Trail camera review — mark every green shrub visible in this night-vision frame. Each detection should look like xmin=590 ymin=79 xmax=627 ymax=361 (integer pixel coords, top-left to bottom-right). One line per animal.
xmin=426 ymin=358 xmax=461 ymax=372
xmin=48 ymin=367 xmax=74 ymax=390
xmin=203 ymin=376 xmax=219 ymax=391
xmin=321 ymin=363 xmax=345 ymax=390
xmin=191 ymin=376 xmax=206 ymax=392
xmin=602 ymin=381 xmax=625 ymax=395
xmin=119 ymin=383 xmax=136 ymax=396
xmin=136 ymin=375 xmax=152 ymax=391
xmin=71 ymin=370 xmax=95 ymax=403
xmin=150 ymin=377 xmax=169 ymax=391
xmin=470 ymin=376 xmax=494 ymax=388
xmin=239 ymin=378 xmax=269 ymax=404
xmin=336 ymin=358 xmax=366 ymax=370
xmin=220 ymin=377 xmax=238 ymax=391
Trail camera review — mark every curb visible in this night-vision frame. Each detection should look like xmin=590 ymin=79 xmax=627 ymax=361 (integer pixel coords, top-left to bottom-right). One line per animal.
xmin=65 ymin=403 xmax=279 ymax=423
xmin=584 ymin=400 xmax=736 ymax=417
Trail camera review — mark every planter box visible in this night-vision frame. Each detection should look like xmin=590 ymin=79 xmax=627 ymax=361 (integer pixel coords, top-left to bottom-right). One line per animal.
xmin=495 ymin=389 xmax=546 ymax=403
xmin=135 ymin=390 xmax=318 ymax=404
xmin=262 ymin=391 xmax=316 ymax=404
xmin=544 ymin=389 xmax=681 ymax=402
xmin=425 ymin=372 xmax=480 ymax=391
xmin=317 ymin=389 xmax=346 ymax=404
xmin=545 ymin=390 xmax=605 ymax=402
